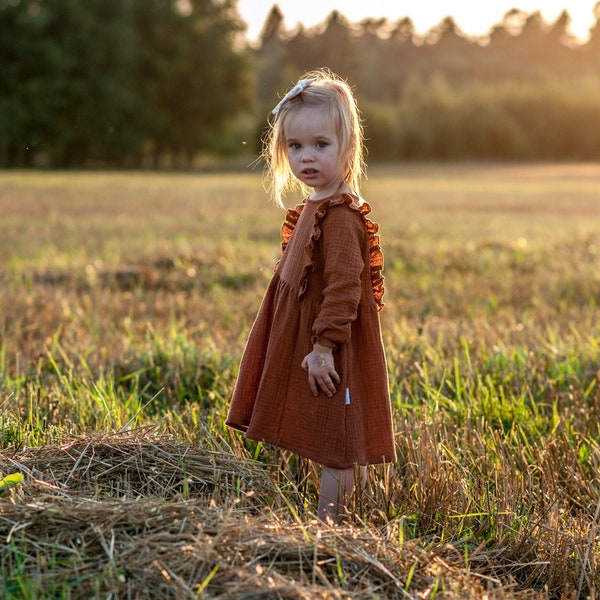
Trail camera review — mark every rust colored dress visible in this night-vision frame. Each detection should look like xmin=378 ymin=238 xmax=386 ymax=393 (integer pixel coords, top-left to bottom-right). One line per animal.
xmin=226 ymin=192 xmax=396 ymax=469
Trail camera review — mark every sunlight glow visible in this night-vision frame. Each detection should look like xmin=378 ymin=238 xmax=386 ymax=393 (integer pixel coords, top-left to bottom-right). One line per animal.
xmin=238 ymin=0 xmax=598 ymax=42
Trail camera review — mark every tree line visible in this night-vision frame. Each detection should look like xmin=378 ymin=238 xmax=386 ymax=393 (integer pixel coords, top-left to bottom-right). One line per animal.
xmin=257 ymin=5 xmax=600 ymax=161
xmin=2 ymin=0 xmax=600 ymax=168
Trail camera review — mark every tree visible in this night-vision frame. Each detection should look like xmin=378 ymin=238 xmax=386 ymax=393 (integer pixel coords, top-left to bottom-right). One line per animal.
xmin=0 ymin=0 xmax=49 ymax=166
xmin=281 ymin=11 xmax=359 ymax=82
xmin=255 ymin=5 xmax=288 ymax=105
xmin=131 ymin=0 xmax=251 ymax=166
xmin=356 ymin=18 xmax=392 ymax=101
xmin=259 ymin=4 xmax=285 ymax=42
xmin=317 ymin=11 xmax=358 ymax=81
xmin=0 ymin=0 xmax=142 ymax=167
xmin=40 ymin=0 xmax=139 ymax=166
xmin=583 ymin=1 xmax=600 ymax=65
xmin=0 ymin=0 xmax=251 ymax=167
xmin=422 ymin=17 xmax=480 ymax=83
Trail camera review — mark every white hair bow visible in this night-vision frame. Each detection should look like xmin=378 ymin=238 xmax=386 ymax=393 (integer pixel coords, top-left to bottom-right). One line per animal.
xmin=271 ymin=78 xmax=317 ymax=117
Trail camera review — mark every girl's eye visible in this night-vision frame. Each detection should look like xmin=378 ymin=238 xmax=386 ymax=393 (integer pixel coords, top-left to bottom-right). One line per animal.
xmin=289 ymin=143 xmax=301 ymax=150
xmin=316 ymin=141 xmax=328 ymax=148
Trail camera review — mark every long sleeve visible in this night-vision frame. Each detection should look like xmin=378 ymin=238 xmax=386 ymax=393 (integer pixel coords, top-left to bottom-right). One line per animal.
xmin=311 ymin=206 xmax=365 ymax=348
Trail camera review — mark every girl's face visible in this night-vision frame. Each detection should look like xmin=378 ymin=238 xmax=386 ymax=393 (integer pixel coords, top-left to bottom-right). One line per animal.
xmin=284 ymin=105 xmax=343 ymax=200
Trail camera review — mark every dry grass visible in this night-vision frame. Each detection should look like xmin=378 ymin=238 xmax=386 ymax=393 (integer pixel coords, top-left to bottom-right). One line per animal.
xmin=1 ymin=431 xmax=554 ymax=599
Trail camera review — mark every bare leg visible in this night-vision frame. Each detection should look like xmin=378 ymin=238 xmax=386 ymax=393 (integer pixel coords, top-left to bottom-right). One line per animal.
xmin=317 ymin=465 xmax=367 ymax=524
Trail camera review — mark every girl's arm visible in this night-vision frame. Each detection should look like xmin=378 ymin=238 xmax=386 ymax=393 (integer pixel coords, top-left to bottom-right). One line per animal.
xmin=302 ymin=206 xmax=365 ymax=396
xmin=312 ymin=206 xmax=365 ymax=348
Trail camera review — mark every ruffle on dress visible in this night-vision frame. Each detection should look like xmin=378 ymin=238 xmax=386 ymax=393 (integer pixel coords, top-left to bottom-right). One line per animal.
xmin=280 ymin=192 xmax=385 ymax=311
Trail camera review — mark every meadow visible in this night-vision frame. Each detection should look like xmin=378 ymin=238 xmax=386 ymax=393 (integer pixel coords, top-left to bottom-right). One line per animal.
xmin=0 ymin=163 xmax=599 ymax=598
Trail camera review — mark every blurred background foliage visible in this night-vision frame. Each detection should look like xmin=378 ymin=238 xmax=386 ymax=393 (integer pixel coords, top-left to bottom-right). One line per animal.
xmin=2 ymin=0 xmax=600 ymax=167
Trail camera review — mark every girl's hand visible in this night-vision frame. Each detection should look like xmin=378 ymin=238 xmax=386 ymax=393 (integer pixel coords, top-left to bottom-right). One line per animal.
xmin=301 ymin=344 xmax=341 ymax=397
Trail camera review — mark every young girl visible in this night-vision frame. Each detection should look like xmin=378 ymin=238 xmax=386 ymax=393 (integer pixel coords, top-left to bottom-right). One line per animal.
xmin=226 ymin=69 xmax=396 ymax=523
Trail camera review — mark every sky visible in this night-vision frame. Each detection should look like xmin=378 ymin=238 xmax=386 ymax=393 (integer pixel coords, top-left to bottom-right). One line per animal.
xmin=237 ymin=0 xmax=599 ymax=42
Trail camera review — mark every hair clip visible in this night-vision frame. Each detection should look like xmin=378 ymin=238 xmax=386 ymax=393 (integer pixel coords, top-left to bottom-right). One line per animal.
xmin=271 ymin=78 xmax=317 ymax=117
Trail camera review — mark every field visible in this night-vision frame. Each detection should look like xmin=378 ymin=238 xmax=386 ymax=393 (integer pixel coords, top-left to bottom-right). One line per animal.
xmin=0 ymin=163 xmax=599 ymax=598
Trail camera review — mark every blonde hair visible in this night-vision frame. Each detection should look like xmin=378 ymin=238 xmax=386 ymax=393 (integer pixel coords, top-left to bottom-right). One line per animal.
xmin=263 ymin=69 xmax=366 ymax=208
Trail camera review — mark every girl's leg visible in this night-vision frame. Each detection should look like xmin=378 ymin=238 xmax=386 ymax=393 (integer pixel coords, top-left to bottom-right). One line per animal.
xmin=317 ymin=465 xmax=367 ymax=524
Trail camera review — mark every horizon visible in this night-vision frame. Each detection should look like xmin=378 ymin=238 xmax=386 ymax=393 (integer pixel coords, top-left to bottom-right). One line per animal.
xmin=237 ymin=0 xmax=599 ymax=42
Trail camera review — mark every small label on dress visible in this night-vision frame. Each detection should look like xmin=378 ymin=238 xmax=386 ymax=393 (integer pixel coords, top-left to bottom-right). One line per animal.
xmin=345 ymin=387 xmax=351 ymax=405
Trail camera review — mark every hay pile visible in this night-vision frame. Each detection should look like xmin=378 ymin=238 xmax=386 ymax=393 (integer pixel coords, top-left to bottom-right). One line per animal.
xmin=0 ymin=432 xmax=544 ymax=598
xmin=0 ymin=430 xmax=273 ymax=505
